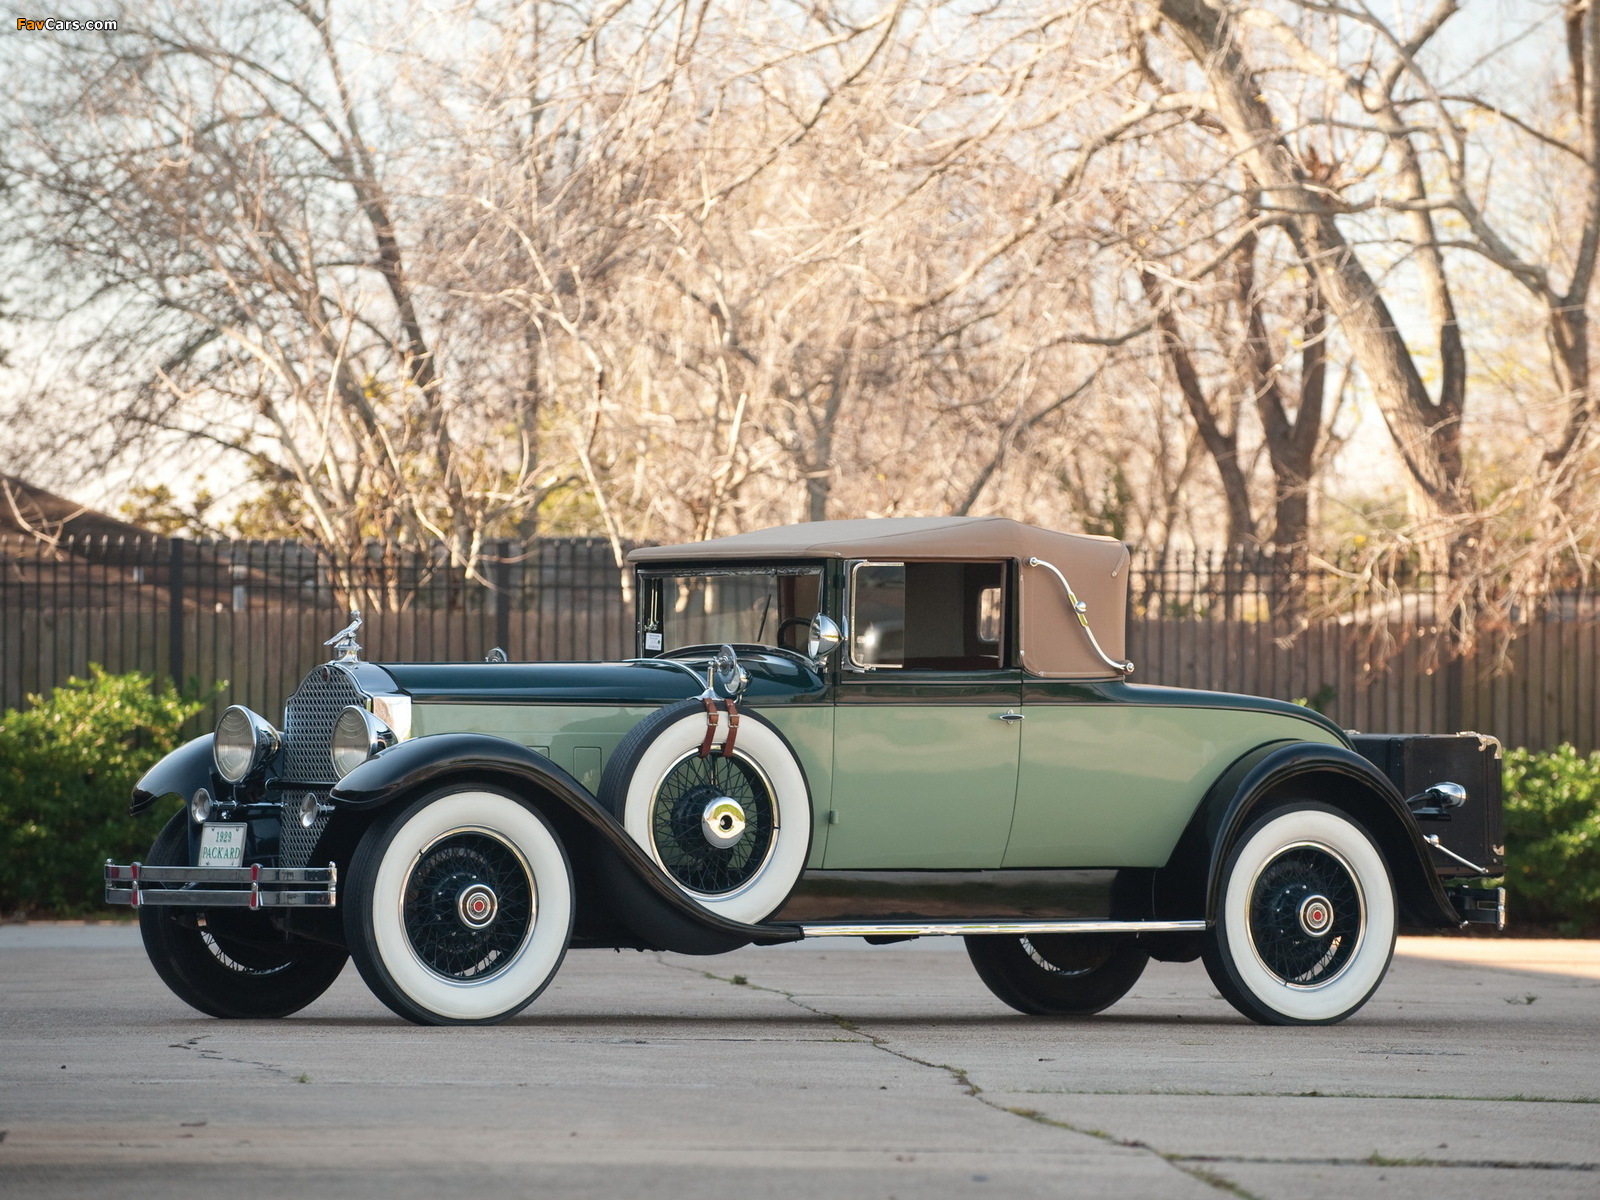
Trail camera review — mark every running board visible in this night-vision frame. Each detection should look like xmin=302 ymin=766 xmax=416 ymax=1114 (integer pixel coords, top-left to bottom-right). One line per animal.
xmin=798 ymin=919 xmax=1208 ymax=939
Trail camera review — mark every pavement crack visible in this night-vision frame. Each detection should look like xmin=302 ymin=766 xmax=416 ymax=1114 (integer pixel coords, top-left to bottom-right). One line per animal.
xmin=1017 ymin=1088 xmax=1600 ymax=1104
xmin=658 ymin=957 xmax=1259 ymax=1197
xmin=1173 ymin=1154 xmax=1598 ymax=1172
xmin=168 ymin=1034 xmax=297 ymax=1080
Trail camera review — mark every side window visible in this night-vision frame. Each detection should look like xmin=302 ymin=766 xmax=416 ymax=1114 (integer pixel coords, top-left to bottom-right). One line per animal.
xmin=849 ymin=561 xmax=1006 ymax=670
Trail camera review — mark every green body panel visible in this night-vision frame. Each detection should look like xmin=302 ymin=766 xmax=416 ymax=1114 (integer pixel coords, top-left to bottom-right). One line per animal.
xmin=1004 ymin=694 xmax=1346 ymax=868
xmin=824 ymin=689 xmax=1022 ymax=869
xmin=407 ymin=700 xmax=838 ymax=869
xmin=387 ymin=656 xmax=1354 ymax=875
xmin=758 ymin=706 xmax=837 ymax=868
xmin=410 ymin=703 xmax=652 ymax=793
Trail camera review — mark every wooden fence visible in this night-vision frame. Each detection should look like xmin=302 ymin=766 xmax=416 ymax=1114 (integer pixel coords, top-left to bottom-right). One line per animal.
xmin=4 ymin=535 xmax=1597 ymax=751
xmin=0 ymin=536 xmax=632 ymax=729
xmin=1131 ymin=618 xmax=1599 ymax=751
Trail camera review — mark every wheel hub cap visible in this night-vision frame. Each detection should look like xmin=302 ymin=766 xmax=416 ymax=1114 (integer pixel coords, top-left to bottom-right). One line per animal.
xmin=1298 ymin=894 xmax=1333 ymax=936
xmin=701 ymin=797 xmax=746 ymax=848
xmin=456 ymin=883 xmax=499 ymax=930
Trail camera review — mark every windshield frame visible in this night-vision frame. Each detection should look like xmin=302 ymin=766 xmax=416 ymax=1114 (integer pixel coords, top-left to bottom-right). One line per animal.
xmin=636 ymin=563 xmax=825 ymax=656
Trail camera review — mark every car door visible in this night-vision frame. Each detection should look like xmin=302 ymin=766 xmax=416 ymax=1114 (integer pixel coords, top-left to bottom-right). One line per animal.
xmin=822 ymin=560 xmax=1022 ymax=869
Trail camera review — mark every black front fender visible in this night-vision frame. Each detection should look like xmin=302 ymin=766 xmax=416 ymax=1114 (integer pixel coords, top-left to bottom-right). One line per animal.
xmin=130 ymin=734 xmax=217 ymax=816
xmin=329 ymin=734 xmax=803 ymax=951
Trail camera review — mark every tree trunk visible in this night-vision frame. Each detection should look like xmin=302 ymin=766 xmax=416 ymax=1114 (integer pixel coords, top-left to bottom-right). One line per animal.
xmin=1142 ymin=272 xmax=1257 ymax=549
xmin=1158 ymin=0 xmax=1469 ymax=525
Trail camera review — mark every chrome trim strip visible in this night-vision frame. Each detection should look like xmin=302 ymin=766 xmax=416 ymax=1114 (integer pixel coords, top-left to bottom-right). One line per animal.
xmin=106 ymin=864 xmax=335 ymax=885
xmin=1026 ymin=556 xmax=1135 ymax=675
xmin=107 ymin=887 xmax=337 ymax=908
xmin=105 ymin=862 xmax=338 ymax=908
xmin=798 ymin=919 xmax=1207 ymax=938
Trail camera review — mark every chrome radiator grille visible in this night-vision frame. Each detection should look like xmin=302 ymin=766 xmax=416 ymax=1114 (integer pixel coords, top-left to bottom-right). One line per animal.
xmin=275 ymin=664 xmax=367 ymax=868
xmin=281 ymin=664 xmax=366 ymax=783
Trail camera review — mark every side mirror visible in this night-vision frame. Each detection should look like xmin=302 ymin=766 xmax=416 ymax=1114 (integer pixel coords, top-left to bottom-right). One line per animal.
xmin=807 ymin=613 xmax=843 ymax=665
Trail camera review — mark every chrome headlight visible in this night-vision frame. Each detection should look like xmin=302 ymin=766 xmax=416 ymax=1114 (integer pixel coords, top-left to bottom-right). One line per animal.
xmin=331 ymin=705 xmax=396 ymax=779
xmin=213 ymin=706 xmax=281 ymax=783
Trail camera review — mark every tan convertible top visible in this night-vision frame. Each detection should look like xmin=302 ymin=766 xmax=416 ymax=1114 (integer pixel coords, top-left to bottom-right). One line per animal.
xmin=629 ymin=516 xmax=1131 ymax=680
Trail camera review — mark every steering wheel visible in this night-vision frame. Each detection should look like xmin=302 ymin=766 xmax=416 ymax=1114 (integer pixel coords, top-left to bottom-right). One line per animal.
xmin=775 ymin=616 xmax=811 ymax=650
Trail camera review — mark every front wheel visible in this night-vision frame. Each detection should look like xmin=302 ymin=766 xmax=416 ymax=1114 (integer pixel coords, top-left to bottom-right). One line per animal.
xmin=965 ymin=934 xmax=1148 ymax=1016
xmin=343 ymin=786 xmax=573 ymax=1025
xmin=1203 ymin=803 xmax=1396 ymax=1025
xmin=139 ymin=811 xmax=349 ymax=1019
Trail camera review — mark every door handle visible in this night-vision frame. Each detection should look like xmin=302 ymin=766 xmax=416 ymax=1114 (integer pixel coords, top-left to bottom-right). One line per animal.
xmin=994 ymin=710 xmax=1025 ymax=723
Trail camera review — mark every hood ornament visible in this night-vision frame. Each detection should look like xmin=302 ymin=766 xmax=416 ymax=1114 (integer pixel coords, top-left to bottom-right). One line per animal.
xmin=324 ymin=609 xmax=363 ymax=663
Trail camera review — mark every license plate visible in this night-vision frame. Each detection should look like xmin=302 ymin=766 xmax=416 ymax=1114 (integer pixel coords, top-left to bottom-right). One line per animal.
xmin=198 ymin=823 xmax=247 ymax=868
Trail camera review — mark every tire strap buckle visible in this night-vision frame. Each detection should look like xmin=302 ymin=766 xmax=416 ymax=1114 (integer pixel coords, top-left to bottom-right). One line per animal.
xmin=723 ymin=699 xmax=740 ymax=759
xmin=698 ymin=697 xmax=720 ymax=759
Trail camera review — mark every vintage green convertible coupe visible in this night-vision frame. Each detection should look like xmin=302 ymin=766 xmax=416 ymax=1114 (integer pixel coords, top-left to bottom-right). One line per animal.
xmin=107 ymin=517 xmax=1504 ymax=1026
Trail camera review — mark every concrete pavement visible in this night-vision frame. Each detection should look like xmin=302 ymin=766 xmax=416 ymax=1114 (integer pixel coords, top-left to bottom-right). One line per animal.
xmin=0 ymin=924 xmax=1595 ymax=1199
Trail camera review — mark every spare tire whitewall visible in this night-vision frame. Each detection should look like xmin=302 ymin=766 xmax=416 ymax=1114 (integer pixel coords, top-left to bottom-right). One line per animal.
xmin=1204 ymin=803 xmax=1397 ymax=1025
xmin=600 ymin=701 xmax=811 ymax=925
xmin=344 ymin=787 xmax=573 ymax=1025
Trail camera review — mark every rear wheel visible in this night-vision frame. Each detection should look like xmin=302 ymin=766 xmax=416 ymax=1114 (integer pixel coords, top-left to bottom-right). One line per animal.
xmin=965 ymin=934 xmax=1148 ymax=1016
xmin=138 ymin=811 xmax=349 ymax=1019
xmin=344 ymin=786 xmax=573 ymax=1025
xmin=1203 ymin=803 xmax=1396 ymax=1025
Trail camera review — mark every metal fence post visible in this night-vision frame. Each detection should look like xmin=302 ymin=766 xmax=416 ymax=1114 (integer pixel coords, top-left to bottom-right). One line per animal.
xmin=168 ymin=537 xmax=185 ymax=689
xmin=494 ymin=539 xmax=513 ymax=655
xmin=1446 ymin=652 xmax=1465 ymax=734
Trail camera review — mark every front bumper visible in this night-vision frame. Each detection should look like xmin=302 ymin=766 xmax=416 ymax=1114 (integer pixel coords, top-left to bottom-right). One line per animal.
xmin=105 ymin=861 xmax=338 ymax=909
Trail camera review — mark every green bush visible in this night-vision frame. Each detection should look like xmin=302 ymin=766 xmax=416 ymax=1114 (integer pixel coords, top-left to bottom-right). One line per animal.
xmin=0 ymin=667 xmax=208 ymax=918
xmin=1503 ymin=744 xmax=1600 ymax=936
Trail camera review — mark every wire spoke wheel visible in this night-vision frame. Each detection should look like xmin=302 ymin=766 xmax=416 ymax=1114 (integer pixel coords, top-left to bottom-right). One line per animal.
xmin=600 ymin=699 xmax=811 ymax=927
xmin=345 ymin=788 xmax=573 ymax=1025
xmin=1204 ymin=803 xmax=1396 ymax=1026
xmin=1022 ymin=934 xmax=1119 ymax=977
xmin=1247 ymin=845 xmax=1362 ymax=987
xmin=401 ymin=832 xmax=535 ymax=982
xmin=650 ymin=751 xmax=775 ymax=896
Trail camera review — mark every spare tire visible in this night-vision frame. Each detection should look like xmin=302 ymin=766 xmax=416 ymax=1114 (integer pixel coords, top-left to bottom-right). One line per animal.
xmin=598 ymin=699 xmax=812 ymax=924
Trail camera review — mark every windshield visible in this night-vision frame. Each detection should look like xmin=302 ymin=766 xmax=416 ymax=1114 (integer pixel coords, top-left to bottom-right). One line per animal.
xmin=639 ymin=567 xmax=823 ymax=654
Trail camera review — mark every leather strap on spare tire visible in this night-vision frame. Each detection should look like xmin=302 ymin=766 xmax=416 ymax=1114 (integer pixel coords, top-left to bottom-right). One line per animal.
xmin=597 ymin=698 xmax=812 ymax=928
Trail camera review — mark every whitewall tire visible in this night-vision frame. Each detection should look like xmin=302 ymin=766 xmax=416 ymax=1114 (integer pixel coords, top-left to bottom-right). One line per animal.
xmin=1203 ymin=803 xmax=1396 ymax=1025
xmin=344 ymin=787 xmax=573 ymax=1025
xmin=599 ymin=701 xmax=811 ymax=925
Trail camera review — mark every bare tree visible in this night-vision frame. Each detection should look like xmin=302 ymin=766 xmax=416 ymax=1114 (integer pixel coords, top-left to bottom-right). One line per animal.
xmin=5 ymin=0 xmax=578 ymax=590
xmin=1155 ymin=0 xmax=1471 ymax=536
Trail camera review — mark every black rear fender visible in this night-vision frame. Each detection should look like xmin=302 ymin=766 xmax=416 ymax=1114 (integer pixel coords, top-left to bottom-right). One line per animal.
xmin=1155 ymin=741 xmax=1460 ymax=929
xmin=328 ymin=733 xmax=799 ymax=953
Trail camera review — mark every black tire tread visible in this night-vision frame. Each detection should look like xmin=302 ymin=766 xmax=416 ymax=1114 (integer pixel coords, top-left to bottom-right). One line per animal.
xmin=965 ymin=935 xmax=1148 ymax=1017
xmin=138 ymin=811 xmax=349 ymax=1019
